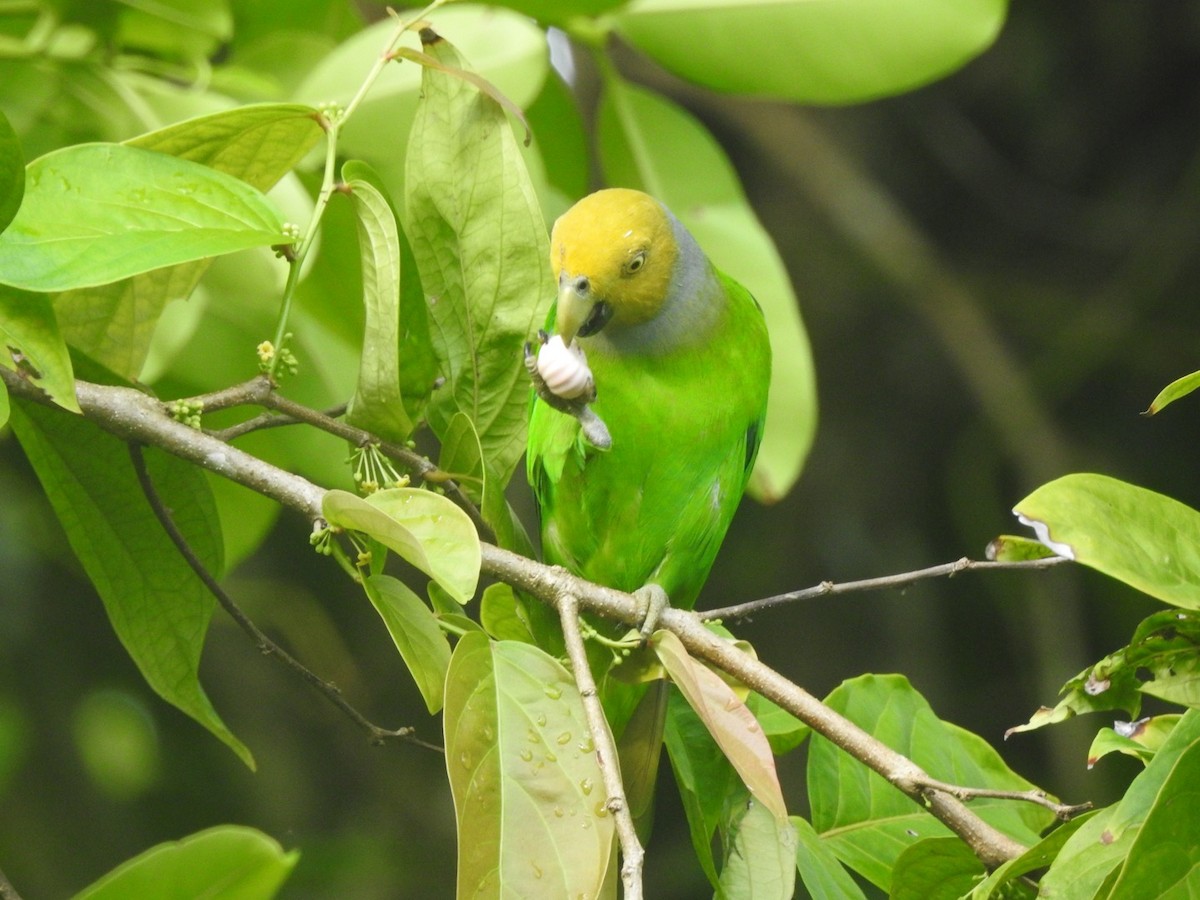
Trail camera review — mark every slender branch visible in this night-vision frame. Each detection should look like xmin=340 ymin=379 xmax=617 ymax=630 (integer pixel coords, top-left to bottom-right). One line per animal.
xmin=4 ymin=372 xmax=1075 ymax=870
xmin=703 ymin=555 xmax=1070 ymax=621
xmin=908 ymin=776 xmax=1093 ymax=821
xmin=558 ymin=594 xmax=644 ymax=898
xmin=0 ymin=865 xmax=24 ymax=900
xmin=126 ymin=441 xmax=439 ymax=752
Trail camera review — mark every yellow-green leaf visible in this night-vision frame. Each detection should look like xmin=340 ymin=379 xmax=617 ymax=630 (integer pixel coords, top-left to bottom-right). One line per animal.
xmin=322 ymin=488 xmax=480 ymax=604
xmin=444 ymin=633 xmax=614 ymax=898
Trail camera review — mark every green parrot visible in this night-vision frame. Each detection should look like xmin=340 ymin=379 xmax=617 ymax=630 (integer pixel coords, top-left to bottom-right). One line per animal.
xmin=526 ymin=187 xmax=771 ymax=627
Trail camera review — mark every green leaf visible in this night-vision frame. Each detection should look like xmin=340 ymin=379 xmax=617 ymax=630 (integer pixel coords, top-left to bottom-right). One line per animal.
xmin=523 ymin=69 xmax=590 ymax=223
xmin=362 ymin=574 xmax=452 ymax=714
xmin=405 ymin=29 xmax=554 ymax=486
xmin=1009 ymin=608 xmax=1200 ymax=739
xmin=1041 ymin=709 xmax=1200 ymax=897
xmin=597 ymin=76 xmax=816 ymax=502
xmin=73 ymin=825 xmax=297 ymax=900
xmin=50 ymin=104 xmax=322 ymax=379
xmin=479 ymin=583 xmax=535 ymax=643
xmin=614 ymin=0 xmax=1007 ymax=104
xmin=443 ymin=633 xmax=615 ymax=898
xmin=717 ymin=796 xmax=797 ymax=900
xmin=484 ymin=0 xmax=626 ymax=24
xmin=653 ymin=630 xmax=787 ymax=820
xmin=129 ymin=103 xmax=324 ymax=192
xmin=0 ymin=380 xmax=7 ymax=428
xmin=809 ymin=674 xmax=1051 ymax=891
xmin=0 ymin=108 xmax=23 ymax=236
xmin=438 ymin=412 xmax=534 ymax=555
xmin=322 ymin=488 xmax=480 ymax=604
xmin=791 ymin=816 xmax=868 ymax=900
xmin=1144 ymin=368 xmax=1200 ymax=415
xmin=1107 ymin=731 xmax=1200 ymax=898
xmin=970 ymin=811 xmax=1097 ymax=899
xmin=342 ymin=162 xmax=413 ymax=443
xmin=1014 ymin=473 xmax=1200 ymax=610
xmin=1088 ymin=716 xmax=1182 ymax=768
xmin=8 ymin=400 xmax=252 ymax=768
xmin=0 ymin=144 xmax=287 ymax=292
xmin=294 ymin=5 xmax=547 ymax=195
xmin=665 ymin=687 xmax=738 ymax=887
xmin=0 ymin=284 xmax=79 ymax=412
xmin=891 ymin=837 xmax=984 ymax=900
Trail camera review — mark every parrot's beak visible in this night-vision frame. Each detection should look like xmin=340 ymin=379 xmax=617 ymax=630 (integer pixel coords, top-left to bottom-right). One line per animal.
xmin=555 ymin=274 xmax=612 ymax=343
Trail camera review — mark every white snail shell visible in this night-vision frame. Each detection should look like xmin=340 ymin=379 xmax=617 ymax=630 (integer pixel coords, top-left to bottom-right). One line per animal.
xmin=536 ymin=334 xmax=594 ymax=399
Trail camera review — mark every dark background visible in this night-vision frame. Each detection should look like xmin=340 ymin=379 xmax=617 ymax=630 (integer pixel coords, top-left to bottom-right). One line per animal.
xmin=3 ymin=2 xmax=1200 ymax=896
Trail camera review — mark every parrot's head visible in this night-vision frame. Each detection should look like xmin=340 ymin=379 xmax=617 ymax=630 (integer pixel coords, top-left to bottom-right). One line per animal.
xmin=549 ymin=188 xmax=699 ymax=347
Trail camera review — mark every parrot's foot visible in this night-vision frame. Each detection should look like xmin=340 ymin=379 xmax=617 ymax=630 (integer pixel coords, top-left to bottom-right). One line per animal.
xmin=634 ymin=584 xmax=670 ymax=641
xmin=524 ymin=332 xmax=613 ymax=450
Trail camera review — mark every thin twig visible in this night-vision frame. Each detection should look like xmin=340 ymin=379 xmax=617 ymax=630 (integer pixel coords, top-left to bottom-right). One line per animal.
xmin=702 ymin=555 xmax=1070 ymax=621
xmin=126 ymin=442 xmax=439 ymax=752
xmin=911 ymin=776 xmax=1094 ymax=821
xmin=558 ymin=594 xmax=644 ymax=899
xmin=179 ymin=375 xmax=275 ymax=413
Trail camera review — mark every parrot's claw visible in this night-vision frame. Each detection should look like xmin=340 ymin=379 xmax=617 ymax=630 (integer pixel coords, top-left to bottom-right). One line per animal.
xmin=524 ymin=338 xmax=613 ymax=450
xmin=634 ymin=584 xmax=670 ymax=641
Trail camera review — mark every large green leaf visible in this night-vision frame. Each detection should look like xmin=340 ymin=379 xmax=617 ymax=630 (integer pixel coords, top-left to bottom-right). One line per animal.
xmin=322 ymin=488 xmax=480 ymax=604
xmin=1015 ymin=473 xmax=1200 ymax=610
xmin=443 ymin=633 xmax=614 ymax=898
xmin=598 ymin=76 xmax=816 ymax=502
xmin=0 ymin=108 xmax=23 ymax=236
xmin=342 ymin=161 xmax=413 ymax=443
xmin=361 ymin=575 xmax=451 ymax=714
xmin=716 ymin=785 xmax=797 ymax=900
xmin=1040 ymin=709 xmax=1200 ymax=897
xmin=8 ymin=399 xmax=251 ymax=768
xmin=891 ymin=837 xmax=985 ymax=900
xmin=0 ymin=284 xmax=78 ymax=412
xmin=73 ymin=825 xmax=297 ymax=900
xmin=50 ymin=104 xmax=322 ymax=378
xmin=808 ymin=674 xmax=1051 ymax=892
xmin=405 ymin=30 xmax=554 ymax=485
xmin=0 ymin=143 xmax=286 ymax=292
xmin=1107 ymin=731 xmax=1200 ymax=898
xmin=791 ymin=816 xmax=868 ymax=900
xmin=970 ymin=811 xmax=1096 ymax=899
xmin=615 ymin=0 xmax=1007 ymax=104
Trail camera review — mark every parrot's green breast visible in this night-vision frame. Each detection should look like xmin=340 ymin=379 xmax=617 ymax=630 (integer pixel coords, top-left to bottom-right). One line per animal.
xmin=527 ymin=269 xmax=769 ymax=611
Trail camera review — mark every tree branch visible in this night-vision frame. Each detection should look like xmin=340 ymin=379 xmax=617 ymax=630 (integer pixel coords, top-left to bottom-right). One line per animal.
xmin=126 ymin=442 xmax=439 ymax=752
xmin=702 ymin=555 xmax=1070 ymax=621
xmin=558 ymin=594 xmax=644 ymax=898
xmin=3 ymin=371 xmax=1062 ymax=870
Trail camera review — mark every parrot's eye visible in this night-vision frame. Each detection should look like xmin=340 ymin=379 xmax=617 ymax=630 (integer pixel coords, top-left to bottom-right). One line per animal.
xmin=624 ymin=251 xmax=647 ymax=274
